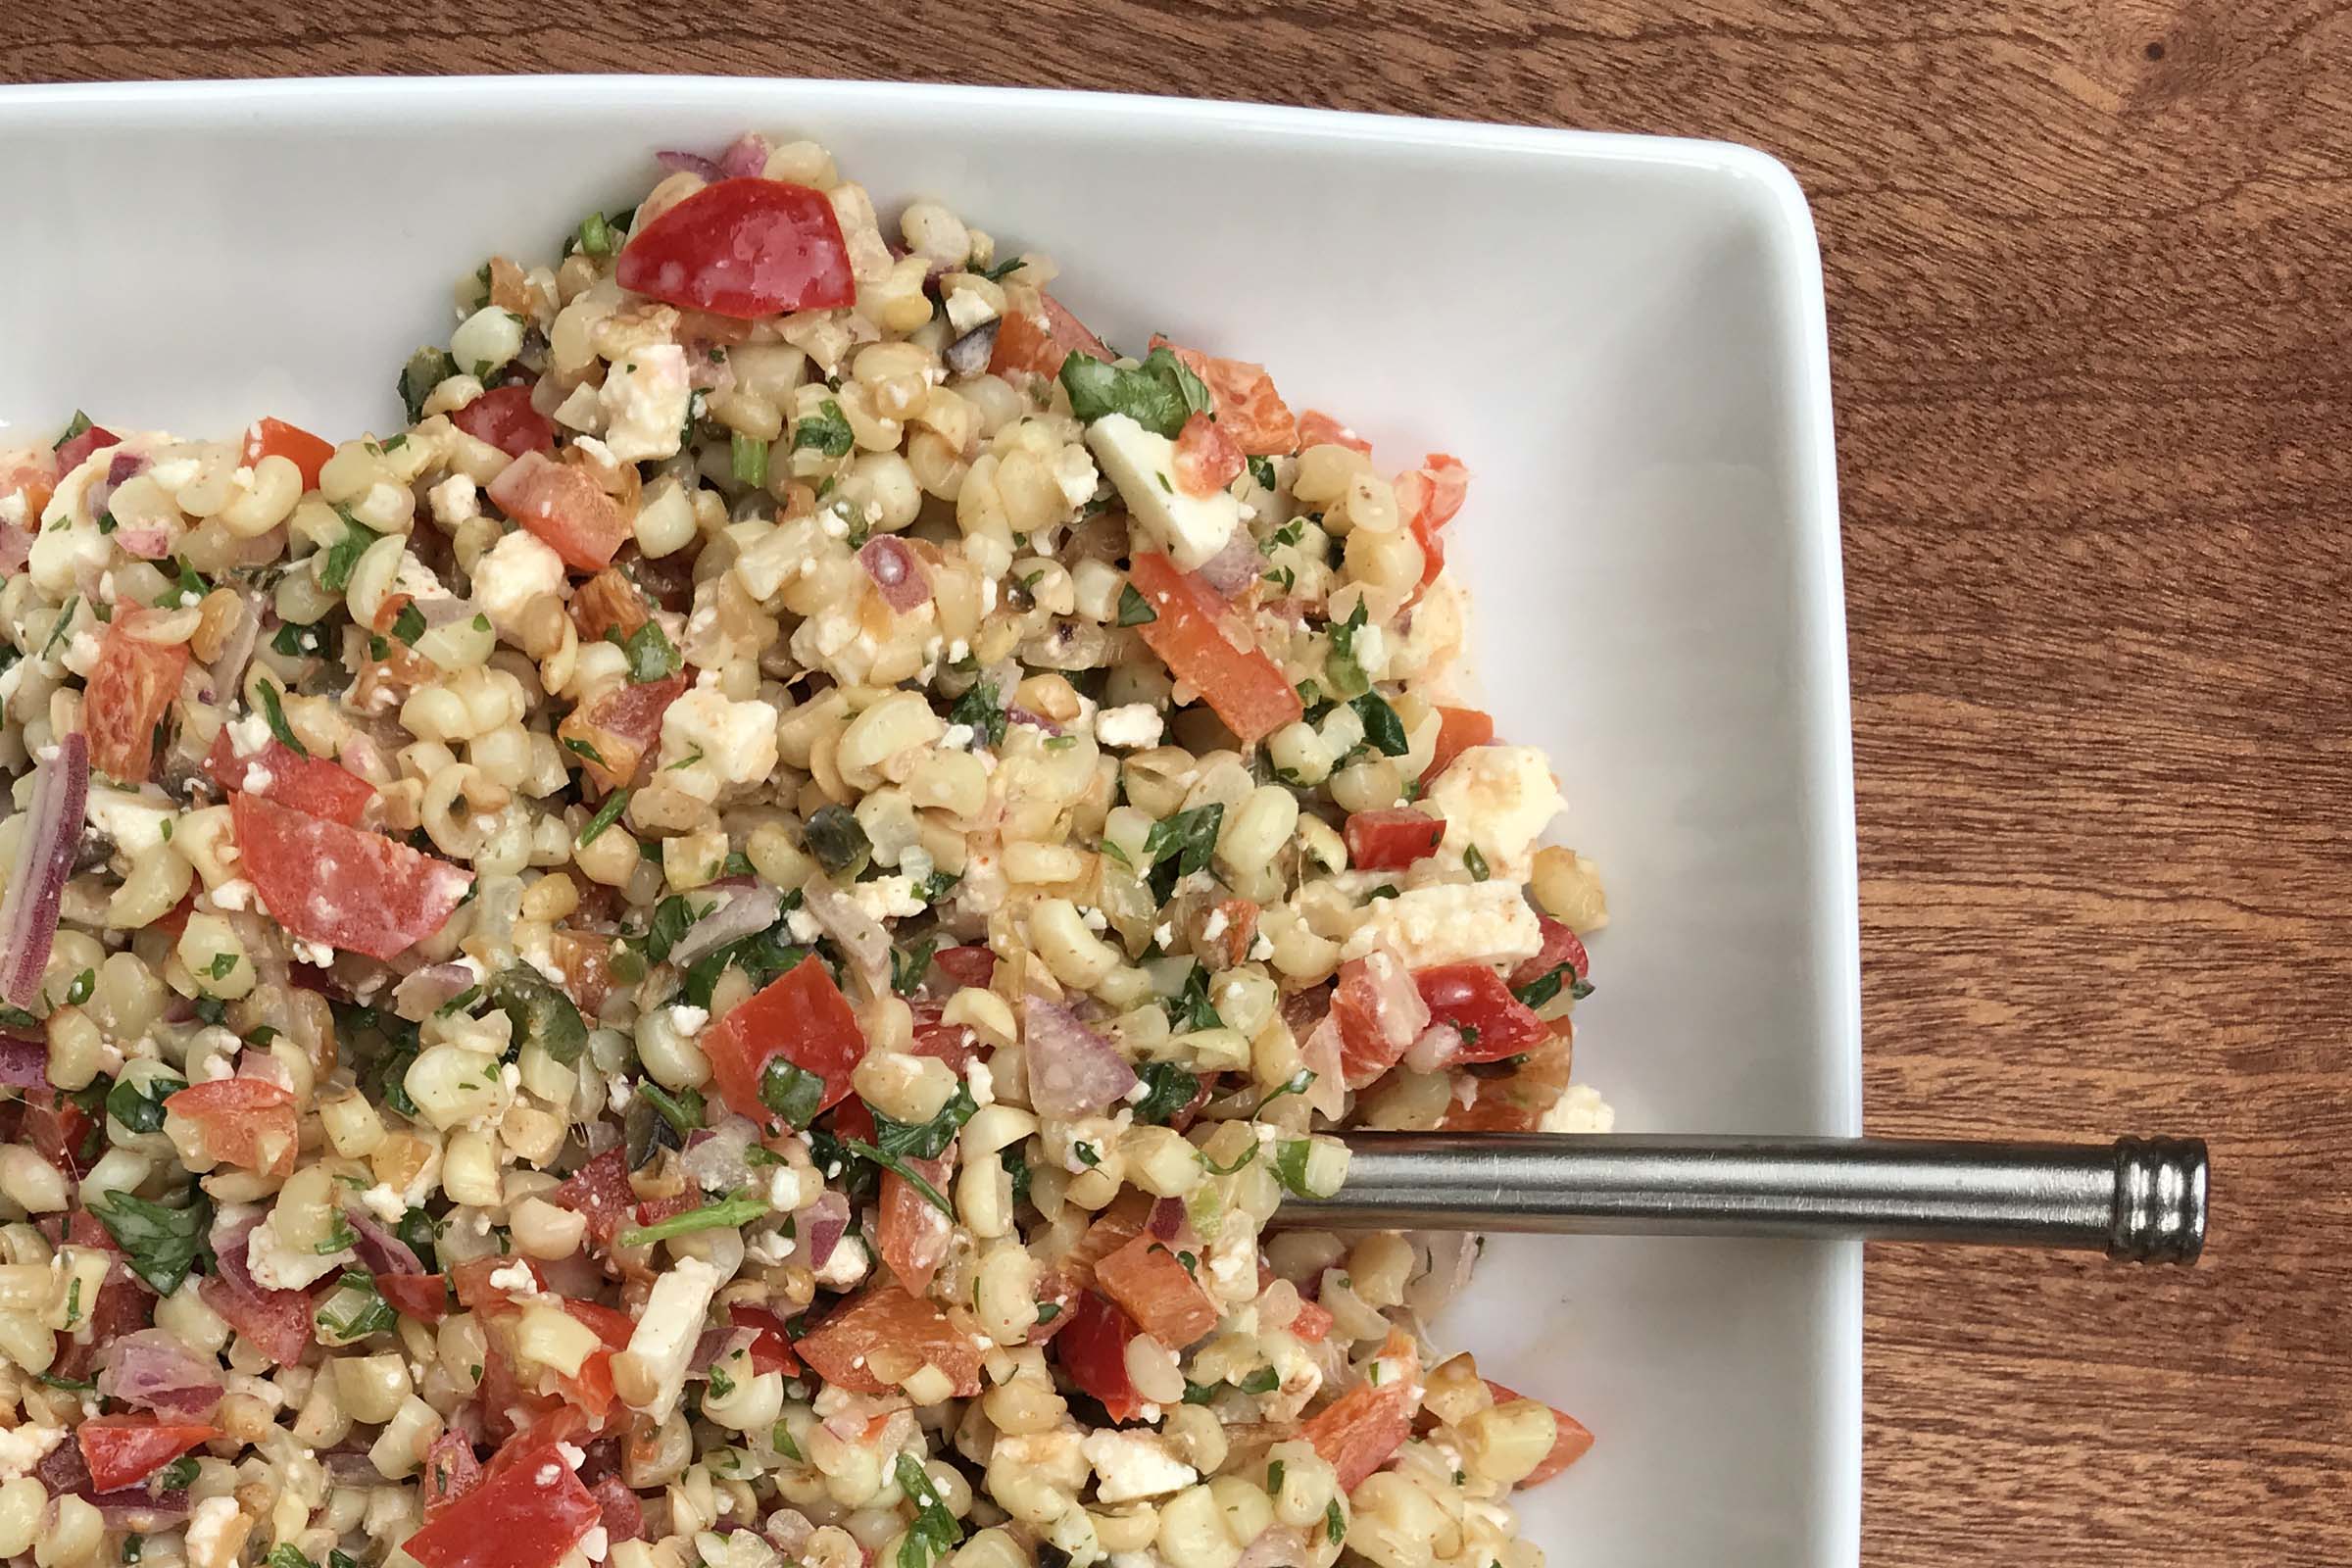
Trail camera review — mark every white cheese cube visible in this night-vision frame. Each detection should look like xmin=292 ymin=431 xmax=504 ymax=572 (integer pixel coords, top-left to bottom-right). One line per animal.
xmin=471 ymin=527 xmax=567 ymax=638
xmin=1428 ymin=744 xmax=1566 ymax=881
xmin=1340 ymin=881 xmax=1543 ymax=970
xmin=599 ymin=345 xmax=692 ymax=463
xmin=1084 ymin=413 xmax=1238 ymax=569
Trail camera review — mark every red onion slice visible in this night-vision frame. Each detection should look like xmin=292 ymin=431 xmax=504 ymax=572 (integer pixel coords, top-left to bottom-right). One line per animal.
xmin=1298 ymin=1015 xmax=1348 ymax=1121
xmin=668 ymin=880 xmax=784 ymax=967
xmin=0 ymin=731 xmax=89 ymax=1008
xmin=800 ymin=1190 xmax=851 ymax=1269
xmin=858 ymin=535 xmax=932 ymax=614
xmin=1020 ymin=997 xmax=1140 ymax=1118
xmin=0 ymin=527 xmax=29 ymax=574
xmin=0 ymin=1035 xmax=46 ymax=1085
xmin=716 ymin=133 xmax=771 ymax=179
xmin=98 ymin=1329 xmax=224 ymax=1419
xmin=116 ymin=523 xmax=174 ymax=560
xmin=655 ymin=149 xmax=725 ymax=181
xmin=1147 ymin=1196 xmax=1188 ymax=1242
xmin=1237 ymin=1528 xmax=1307 ymax=1568
xmin=390 ymin=960 xmax=478 ymax=1022
xmin=341 ymin=1204 xmax=424 ymax=1275
xmin=801 ymin=880 xmax=890 ymax=992
xmin=1194 ymin=528 xmax=1262 ymax=599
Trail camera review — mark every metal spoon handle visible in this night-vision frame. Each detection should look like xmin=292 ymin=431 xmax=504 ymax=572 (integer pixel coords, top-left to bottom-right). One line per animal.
xmin=1285 ymin=1133 xmax=2208 ymax=1263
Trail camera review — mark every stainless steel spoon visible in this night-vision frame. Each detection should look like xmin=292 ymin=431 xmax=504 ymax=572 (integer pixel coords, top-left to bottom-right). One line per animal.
xmin=1282 ymin=1132 xmax=2209 ymax=1263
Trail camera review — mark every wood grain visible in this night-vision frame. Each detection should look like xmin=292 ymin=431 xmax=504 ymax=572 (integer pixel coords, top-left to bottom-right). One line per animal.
xmin=8 ymin=4 xmax=2346 ymax=1561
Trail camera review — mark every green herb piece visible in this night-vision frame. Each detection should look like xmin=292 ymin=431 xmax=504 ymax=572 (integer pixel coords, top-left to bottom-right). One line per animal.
xmin=88 ymin=1189 xmax=214 ymax=1295
xmin=637 ymin=1081 xmax=706 ymax=1141
xmin=54 ymin=411 xmax=93 ymax=450
xmin=1004 ymin=1145 xmax=1033 ymax=1208
xmin=315 ymin=1270 xmax=397 ymax=1342
xmin=1351 ymin=691 xmax=1409 ymax=757
xmin=612 ymin=619 xmax=681 ymax=682
xmin=949 ymin=678 xmax=1007 ymax=748
xmin=771 ymin=1421 xmax=805 ymax=1461
xmin=665 ymin=744 xmax=704 ymax=770
xmin=1326 ymin=1498 xmax=1347 ymax=1544
xmin=870 ymin=1084 xmax=976 ymax=1162
xmin=42 ymin=597 xmax=78 ymax=660
xmin=65 ymin=968 xmax=93 ymax=1005
xmin=31 ymin=1370 xmax=92 ymax=1393
xmin=577 ymin=211 xmax=615 ymax=257
xmin=1271 ymin=1138 xmax=1321 ymax=1198
xmin=390 ymin=603 xmax=426 ymax=646
xmin=267 ymin=1544 xmax=318 ymax=1568
xmin=485 ymin=968 xmax=587 ymax=1064
xmin=253 ymin=680 xmax=310 ymax=758
xmin=1072 ymin=1141 xmax=1101 ymax=1168
xmin=616 ymin=1191 xmax=769 ymax=1249
xmin=913 ymin=869 xmax=960 ymax=906
xmin=207 ymin=951 xmax=238 ymax=981
xmin=804 ymin=804 xmax=871 ymax=877
xmin=314 ymin=1212 xmax=358 ymax=1254
xmin=791 ymin=399 xmax=856 ymax=458
xmin=1143 ymin=803 xmax=1224 ymax=902
xmin=1239 ymin=1366 xmax=1280 ymax=1395
xmin=1266 ymin=1458 xmax=1287 ymax=1494
xmin=1463 ymin=843 xmax=1491 ymax=882
xmin=122 ymin=1536 xmax=144 ymax=1563
xmin=1163 ymin=963 xmax=1224 ymax=1033
xmin=319 ymin=516 xmax=380 ymax=595
xmin=107 ymin=1074 xmax=184 ymax=1134
xmin=1248 ymin=455 xmax=1279 ymax=491
xmin=840 ymin=1139 xmax=955 ymax=1216
xmin=1033 ymin=1300 xmax=1061 ymax=1325
xmin=156 ymin=1455 xmax=200 ymax=1491
xmin=95 ymin=512 xmax=118 ymax=535
xmin=434 ymin=985 xmax=480 ymax=1018
xmin=969 ymin=252 xmax=1026 ymax=282
xmin=641 ymin=895 xmax=701 ymax=965
xmin=1181 ymin=1380 xmax=1216 ymax=1405
xmin=731 ymin=430 xmax=769 ymax=489
xmin=62 ymin=1277 xmax=82 ymax=1328
xmin=1252 ymin=1068 xmax=1315 ymax=1118
xmin=1325 ymin=598 xmax=1371 ymax=699
xmin=894 ymin=1451 xmax=965 ymax=1568
xmin=577 ymin=789 xmax=631 ymax=846
xmin=1115 ymin=581 xmax=1158 ymax=626
xmin=759 ymin=1057 xmax=828 ymax=1131
xmin=270 ymin=621 xmax=320 ymax=659
xmin=891 ymin=936 xmax=939 ymax=997
xmin=192 ymin=997 xmax=226 ymax=1025
xmin=1056 ymin=348 xmax=1215 ymax=438
xmin=1512 ymin=961 xmax=1592 ymax=1008
xmin=1132 ymin=1061 xmax=1201 ymax=1126
xmin=707 ymin=1364 xmax=736 ymax=1399
xmin=562 ymin=735 xmax=607 ymax=767
xmin=1198 ymin=1143 xmax=1258 ymax=1176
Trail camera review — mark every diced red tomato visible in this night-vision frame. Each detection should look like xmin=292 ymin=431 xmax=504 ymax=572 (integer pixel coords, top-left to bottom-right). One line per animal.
xmin=1171 ymin=413 xmax=1244 ymax=499
xmin=615 ymin=179 xmax=856 ymax=319
xmin=547 ymin=1147 xmax=639 ymax=1254
xmin=488 ymin=450 xmax=630 ymax=571
xmin=1126 ymin=552 xmax=1301 ymax=746
xmin=1510 ymin=917 xmax=1591 ymax=994
xmin=84 ymin=612 xmax=191 ymax=783
xmin=451 ymin=1256 xmax=548 ymax=1314
xmin=726 ymin=1303 xmax=802 ymax=1377
xmin=1392 ymin=454 xmax=1469 ymax=588
xmin=829 ymin=1095 xmax=877 ymax=1146
xmin=558 ymin=672 xmax=688 ymax=793
xmin=451 ymin=385 xmax=558 ymax=461
xmin=1330 ymin=953 xmax=1433 ymax=1090
xmin=1442 ymin=1026 xmax=1575 ymax=1132
xmin=547 ymin=1299 xmax=636 ymax=1423
xmin=240 ymin=417 xmax=336 ymax=491
xmin=590 ymin=1475 xmax=646 ymax=1542
xmin=473 ymin=1336 xmax=555 ymax=1443
xmin=1295 ymin=410 xmax=1371 ymax=456
xmin=378 ymin=1273 xmax=452 ymax=1323
xmin=1484 ymin=1378 xmax=1593 ymax=1486
xmin=1149 ymin=338 xmax=1298 ymax=456
xmin=704 ymin=956 xmax=869 ymax=1133
xmin=0 ymin=449 xmax=58 ymax=533
xmin=402 ymin=1439 xmax=602 ymax=1568
xmin=989 ymin=293 xmax=1112 ymax=380
xmin=1415 ymin=964 xmax=1547 ymax=1063
xmin=1054 ymin=1194 xmax=1152 ymax=1292
xmin=632 ymin=1191 xmax=698 ymax=1229
xmin=794 ymin=1284 xmax=983 ymax=1397
xmin=877 ymin=1150 xmax=957 ymax=1298
xmin=908 ymin=1012 xmax=982 ymax=1074
xmin=1343 ymin=808 xmax=1446 ymax=871
xmin=1301 ymin=1329 xmax=1423 ymax=1492
xmin=55 ymin=419 xmax=122 ymax=475
xmin=1425 ymin=706 xmax=1495 ymax=783
xmin=1290 ymin=1298 xmax=1335 ymax=1342
xmin=1055 ymin=1290 xmax=1148 ymax=1422
xmin=420 ymin=1430 xmax=484 ymax=1518
xmin=1093 ymin=1234 xmax=1219 ymax=1349
xmin=927 ymin=945 xmax=997 ymax=991
xmin=164 ymin=1078 xmax=297 ymax=1178
xmin=202 ymin=729 xmax=374 ymax=825
xmin=229 ymin=791 xmax=474 ymax=961
xmin=76 ymin=1415 xmax=220 ymax=1494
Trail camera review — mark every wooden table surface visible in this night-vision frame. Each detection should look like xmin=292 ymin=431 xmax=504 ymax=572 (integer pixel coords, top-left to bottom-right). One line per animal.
xmin=8 ymin=3 xmax=2344 ymax=1562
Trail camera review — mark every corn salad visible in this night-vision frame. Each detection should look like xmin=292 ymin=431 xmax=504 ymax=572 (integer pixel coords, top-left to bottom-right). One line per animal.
xmin=0 ymin=130 xmax=1613 ymax=1568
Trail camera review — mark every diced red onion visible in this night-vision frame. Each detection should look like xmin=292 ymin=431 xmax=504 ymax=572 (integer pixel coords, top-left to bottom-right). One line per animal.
xmin=85 ymin=449 xmax=149 ymax=520
xmin=945 ymin=321 xmax=999 ymax=378
xmin=717 ymin=132 xmax=771 ymax=179
xmin=36 ymin=1435 xmax=89 ymax=1492
xmin=669 ymin=880 xmax=783 ymax=967
xmin=390 ymin=960 xmax=479 ymax=1021
xmin=799 ymin=1190 xmax=850 ymax=1269
xmin=88 ymin=1490 xmax=192 ymax=1530
xmin=319 ymin=1446 xmax=388 ymax=1483
xmin=1004 ymin=706 xmax=1063 ymax=737
xmin=0 ymin=731 xmax=88 ymax=1009
xmin=858 ymin=535 xmax=932 ymax=614
xmin=1402 ymin=1231 xmax=1481 ymax=1323
xmin=802 ymin=880 xmax=890 ymax=991
xmin=688 ymin=1324 xmax=732 ymax=1372
xmin=1298 ymin=1015 xmax=1348 ymax=1121
xmin=1147 ymin=1196 xmax=1188 ymax=1242
xmin=1403 ymin=1020 xmax=1464 ymax=1076
xmin=341 ymin=1204 xmax=423 ymax=1275
xmin=0 ymin=527 xmax=29 ymax=574
xmin=97 ymin=1329 xmax=224 ymax=1419
xmin=1237 ymin=1528 xmax=1307 ymax=1568
xmin=225 ymin=524 xmax=286 ymax=568
xmin=0 ymin=1035 xmax=45 ymax=1085
xmin=680 ymin=1114 xmax=762 ymax=1194
xmin=1020 ymin=998 xmax=1140 ymax=1118
xmin=656 ymin=149 xmax=726 ymax=181
xmin=1194 ymin=529 xmax=1262 ymax=599
xmin=115 ymin=523 xmax=173 ymax=560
